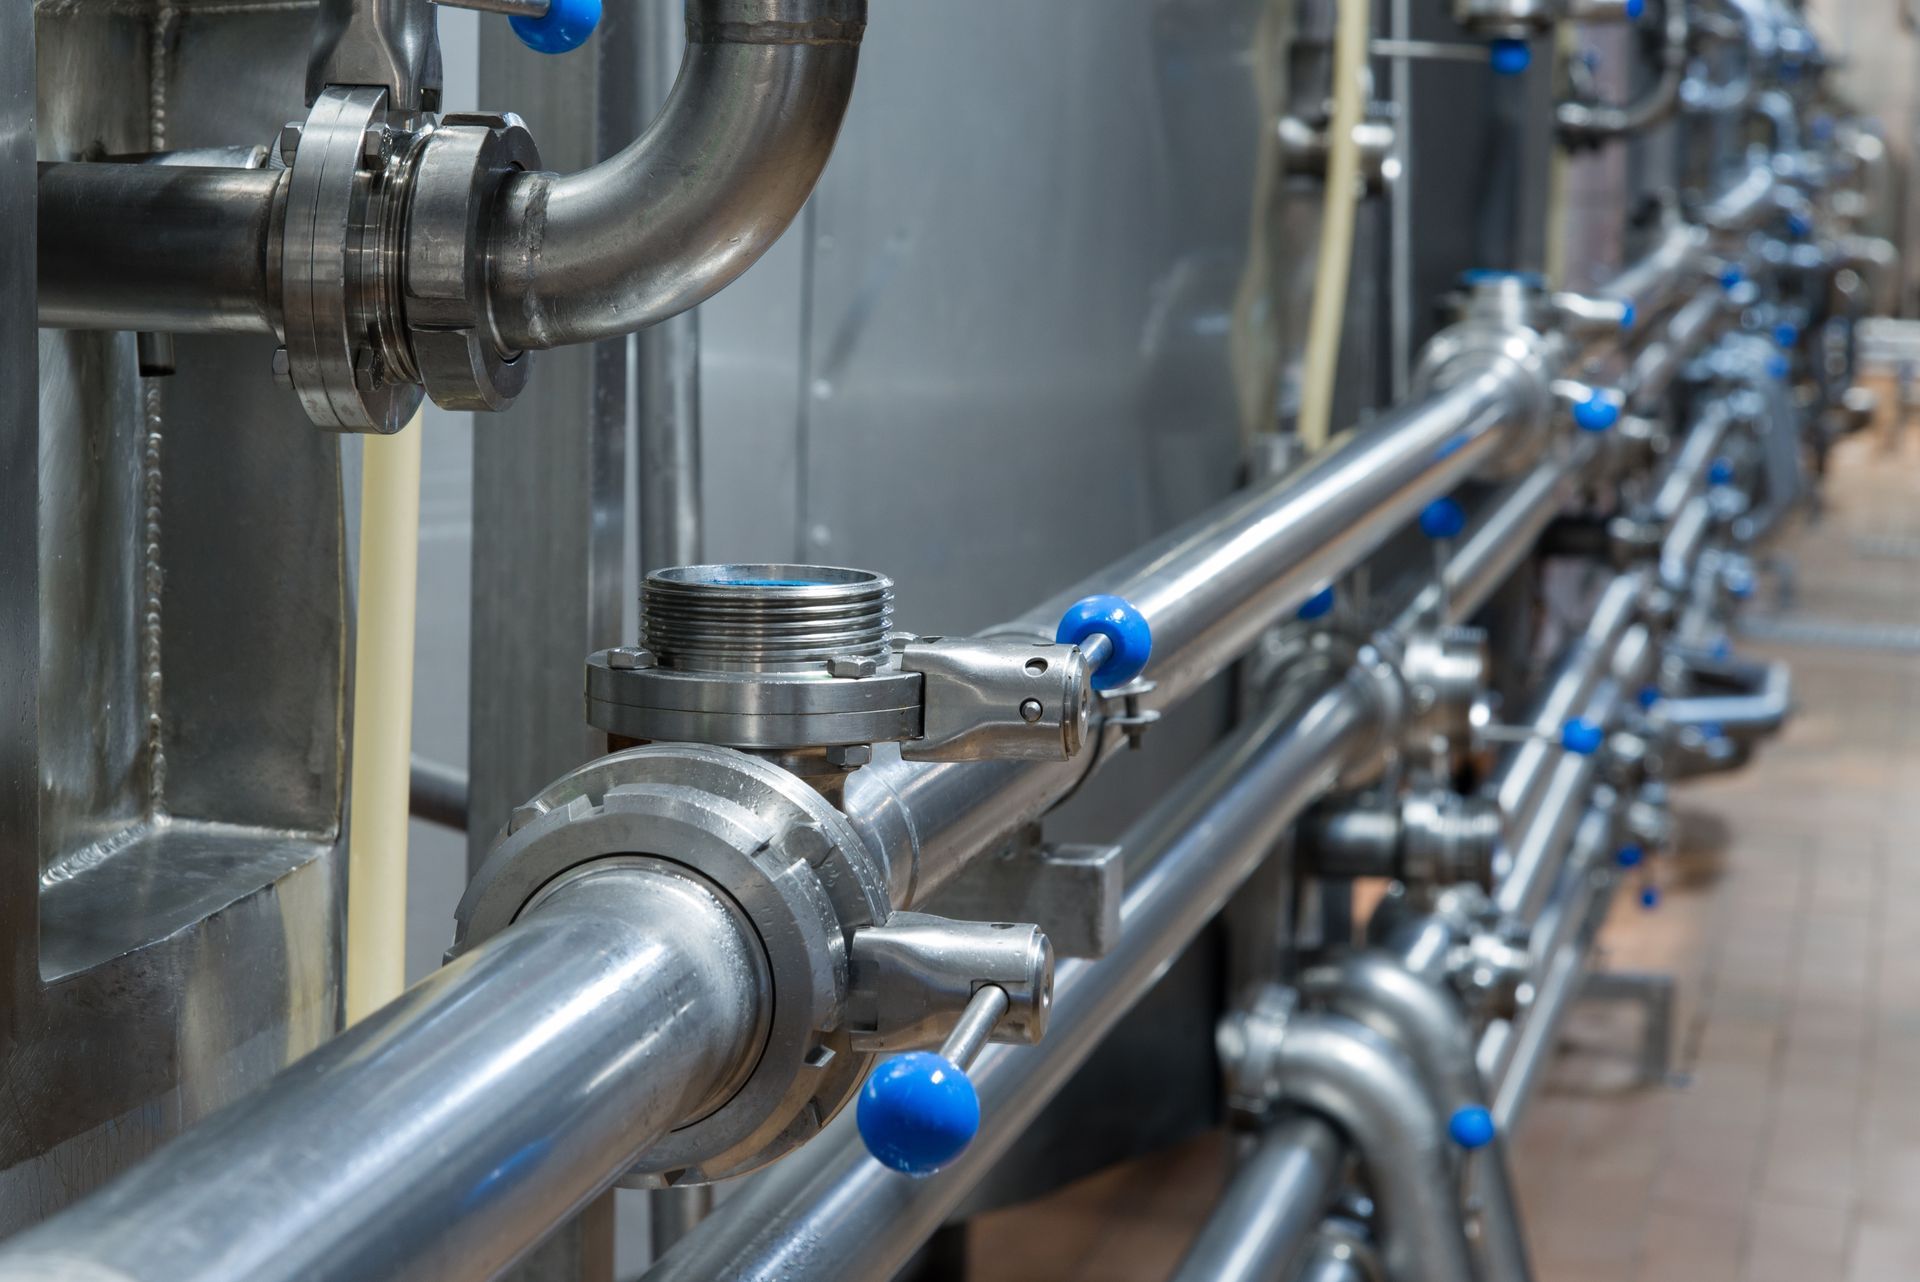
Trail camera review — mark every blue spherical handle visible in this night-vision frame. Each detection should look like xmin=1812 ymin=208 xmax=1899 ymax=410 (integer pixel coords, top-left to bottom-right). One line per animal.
xmin=1573 ymin=391 xmax=1619 ymax=434
xmin=1616 ymin=843 xmax=1645 ymax=868
xmin=1490 ymin=38 xmax=1532 ymax=75
xmin=1640 ymin=884 xmax=1661 ymax=910
xmin=1767 ymin=354 xmax=1790 ymax=381
xmin=1057 ymin=594 xmax=1153 ymax=690
xmin=1774 ymin=322 xmax=1800 ymax=348
xmin=1297 ymin=584 xmax=1337 ymax=622
xmin=1708 ymin=456 xmax=1735 ymax=486
xmin=1619 ymin=300 xmax=1638 ymax=331
xmin=858 ymin=1052 xmax=982 ymax=1177
xmin=1449 ymin=1105 xmax=1497 ymax=1150
xmin=510 ymin=0 xmax=601 ymax=54
xmin=1637 ymin=684 xmax=1662 ymax=710
xmin=1625 ymin=0 xmax=1646 ymax=17
xmin=1719 ymin=265 xmax=1745 ymax=292
xmin=1786 ymin=211 xmax=1813 ymax=240
xmin=1420 ymin=497 xmax=1467 ymax=541
xmin=1561 ymin=718 xmax=1604 ymax=755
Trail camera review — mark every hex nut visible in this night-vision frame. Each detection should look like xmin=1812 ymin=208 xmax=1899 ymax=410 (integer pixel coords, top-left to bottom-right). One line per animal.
xmin=825 ymin=744 xmax=874 ymax=769
xmin=827 ymin=655 xmax=881 ymax=679
xmin=607 ymin=647 xmax=658 ymax=671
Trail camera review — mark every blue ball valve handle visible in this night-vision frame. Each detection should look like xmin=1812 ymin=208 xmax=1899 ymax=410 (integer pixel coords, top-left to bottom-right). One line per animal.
xmin=1056 ymin=594 xmax=1153 ymax=690
xmin=1448 ymin=1104 xmax=1497 ymax=1150
xmin=1560 ymin=718 xmax=1604 ymax=755
xmin=1419 ymin=497 xmax=1467 ymax=541
xmin=1572 ymin=389 xmax=1620 ymax=434
xmin=1489 ymin=38 xmax=1531 ymax=75
xmin=858 ymin=985 xmax=1008 ymax=1177
xmin=508 ymin=0 xmax=600 ymax=54
xmin=1297 ymin=584 xmax=1337 ymax=622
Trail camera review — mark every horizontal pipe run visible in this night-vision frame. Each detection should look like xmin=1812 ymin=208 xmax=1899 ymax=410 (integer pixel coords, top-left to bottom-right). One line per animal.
xmin=646 ymin=674 xmax=1388 ymax=1282
xmin=37 ymin=163 xmax=282 ymax=333
xmin=1601 ymin=223 xmax=1708 ymax=325
xmin=1627 ymin=290 xmax=1727 ymax=414
xmin=0 ymin=863 xmax=765 ymax=1282
xmin=1661 ymin=658 xmax=1791 ymax=739
xmin=1164 ymin=1117 xmax=1348 ymax=1282
xmin=1492 ymin=868 xmax=1619 ymax=1131
xmin=409 ymin=755 xmax=470 ymax=831
xmin=850 ymin=367 xmax=1542 ymax=907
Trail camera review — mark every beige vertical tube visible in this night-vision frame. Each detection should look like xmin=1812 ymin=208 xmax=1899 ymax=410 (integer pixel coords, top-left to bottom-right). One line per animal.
xmin=344 ymin=412 xmax=424 ymax=1025
xmin=1296 ymin=0 xmax=1370 ymax=452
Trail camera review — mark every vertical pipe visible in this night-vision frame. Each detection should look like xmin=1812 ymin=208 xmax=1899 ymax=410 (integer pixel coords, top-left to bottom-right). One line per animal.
xmin=345 ymin=413 xmax=423 ymax=1021
xmin=1297 ymin=0 xmax=1369 ymax=450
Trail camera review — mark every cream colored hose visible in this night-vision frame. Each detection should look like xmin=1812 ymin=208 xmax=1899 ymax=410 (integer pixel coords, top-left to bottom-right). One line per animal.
xmin=344 ymin=413 xmax=423 ymax=1025
xmin=1296 ymin=0 xmax=1371 ymax=451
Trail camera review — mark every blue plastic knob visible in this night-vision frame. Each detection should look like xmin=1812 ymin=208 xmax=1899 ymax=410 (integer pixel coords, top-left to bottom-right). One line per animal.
xmin=1774 ymin=322 xmax=1800 ymax=348
xmin=1625 ymin=0 xmax=1646 ymax=16
xmin=1640 ymin=884 xmax=1661 ymax=910
xmin=1619 ymin=300 xmax=1638 ymax=331
xmin=857 ymin=1052 xmax=981 ymax=1177
xmin=1719 ymin=265 xmax=1744 ymax=292
xmin=1490 ymin=38 xmax=1532 ymax=75
xmin=1697 ymin=719 xmax=1726 ymax=740
xmin=1561 ymin=718 xmax=1604 ymax=755
xmin=1708 ymin=457 xmax=1735 ymax=486
xmin=1056 ymin=594 xmax=1153 ymax=690
xmin=1449 ymin=1105 xmax=1497 ymax=1150
xmin=1637 ymin=684 xmax=1662 ymax=710
xmin=1711 ymin=637 xmax=1732 ymax=660
xmin=509 ymin=0 xmax=601 ymax=54
xmin=1297 ymin=584 xmax=1337 ymax=622
xmin=1616 ymin=844 xmax=1645 ymax=868
xmin=1420 ymin=497 xmax=1467 ymax=540
xmin=1724 ymin=566 xmax=1755 ymax=600
xmin=1786 ymin=211 xmax=1813 ymax=240
xmin=1768 ymin=354 xmax=1790 ymax=381
xmin=1573 ymin=392 xmax=1620 ymax=434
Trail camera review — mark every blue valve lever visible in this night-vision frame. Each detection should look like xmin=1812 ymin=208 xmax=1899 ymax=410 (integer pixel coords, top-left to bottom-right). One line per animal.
xmin=1056 ymin=595 xmax=1153 ymax=690
xmin=430 ymin=0 xmax=602 ymax=54
xmin=858 ymin=984 xmax=1009 ymax=1176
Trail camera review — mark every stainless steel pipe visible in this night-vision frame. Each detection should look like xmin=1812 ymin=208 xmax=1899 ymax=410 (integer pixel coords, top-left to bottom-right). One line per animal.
xmin=488 ymin=0 xmax=866 ymax=350
xmin=1261 ymin=1015 xmax=1477 ymax=1282
xmin=1302 ymin=956 xmax=1535 ymax=1282
xmin=1555 ymin=3 xmax=1689 ymax=145
xmin=0 ymin=863 xmax=765 ymax=1282
xmin=1164 ymin=1117 xmax=1347 ymax=1282
xmin=37 ymin=162 xmax=282 ymax=333
xmin=850 ymin=367 xmax=1545 ymax=908
xmin=646 ymin=674 xmax=1389 ymax=1282
xmin=1628 ymin=290 xmax=1728 ymax=413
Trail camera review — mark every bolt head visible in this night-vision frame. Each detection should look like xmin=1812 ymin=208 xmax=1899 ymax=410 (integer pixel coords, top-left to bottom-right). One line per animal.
xmin=353 ymin=348 xmax=387 ymax=393
xmin=1018 ymin=698 xmax=1044 ymax=724
xmin=827 ymin=655 xmax=881 ymax=679
xmin=606 ymin=646 xmax=657 ymax=670
xmin=278 ymin=123 xmax=302 ymax=166
xmin=824 ymin=743 xmax=874 ymax=770
xmin=270 ymin=347 xmax=293 ymax=391
xmin=360 ymin=127 xmax=393 ymax=171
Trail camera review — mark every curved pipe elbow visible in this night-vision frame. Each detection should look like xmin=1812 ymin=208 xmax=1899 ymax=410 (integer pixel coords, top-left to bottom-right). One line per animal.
xmin=1556 ymin=8 xmax=1687 ymax=144
xmin=486 ymin=0 xmax=867 ymax=353
xmin=1273 ymin=1014 xmax=1480 ymax=1282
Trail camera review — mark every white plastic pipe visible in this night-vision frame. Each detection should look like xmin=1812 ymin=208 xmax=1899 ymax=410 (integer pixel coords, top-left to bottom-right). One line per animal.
xmin=344 ymin=413 xmax=423 ymax=1024
xmin=1296 ymin=0 xmax=1369 ymax=451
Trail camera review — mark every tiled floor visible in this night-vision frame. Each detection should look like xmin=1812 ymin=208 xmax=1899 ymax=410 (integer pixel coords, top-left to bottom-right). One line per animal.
xmin=968 ymin=410 xmax=1920 ymax=1280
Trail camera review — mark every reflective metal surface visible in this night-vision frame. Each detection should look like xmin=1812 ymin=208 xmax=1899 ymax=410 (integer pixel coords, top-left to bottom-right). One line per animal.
xmin=7 ymin=3 xmax=348 ymax=1234
xmin=0 ymin=862 xmax=765 ymax=1282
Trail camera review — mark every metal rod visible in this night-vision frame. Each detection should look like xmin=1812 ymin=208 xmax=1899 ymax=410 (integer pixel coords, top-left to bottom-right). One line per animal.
xmin=939 ymin=984 xmax=1010 ymax=1068
xmin=0 ymin=863 xmax=765 ymax=1282
xmin=645 ymin=673 xmax=1388 ymax=1282
xmin=409 ymin=755 xmax=470 ymax=831
xmin=430 ymin=0 xmax=548 ymax=15
xmin=1164 ymin=1116 xmax=1347 ymax=1282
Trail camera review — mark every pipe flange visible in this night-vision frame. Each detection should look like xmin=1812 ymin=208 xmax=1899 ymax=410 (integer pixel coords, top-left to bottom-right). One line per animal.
xmin=404 ymin=113 xmax=541 ymax=411
xmin=279 ymin=85 xmax=424 ymax=433
xmin=586 ymin=651 xmax=924 ymax=749
xmin=1413 ymin=321 xmax=1558 ymax=478
xmin=454 ymin=744 xmax=890 ymax=1185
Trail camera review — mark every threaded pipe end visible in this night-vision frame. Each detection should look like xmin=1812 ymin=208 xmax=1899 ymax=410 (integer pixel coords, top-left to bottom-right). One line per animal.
xmin=642 ymin=564 xmax=893 ymax=672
